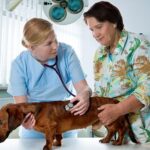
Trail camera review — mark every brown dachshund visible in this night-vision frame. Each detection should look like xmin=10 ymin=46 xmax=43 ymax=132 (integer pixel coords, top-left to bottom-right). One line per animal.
xmin=0 ymin=96 xmax=138 ymax=150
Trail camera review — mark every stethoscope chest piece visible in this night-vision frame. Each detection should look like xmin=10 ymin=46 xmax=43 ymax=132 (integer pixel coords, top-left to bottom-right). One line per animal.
xmin=65 ymin=102 xmax=74 ymax=111
xmin=64 ymin=100 xmax=79 ymax=111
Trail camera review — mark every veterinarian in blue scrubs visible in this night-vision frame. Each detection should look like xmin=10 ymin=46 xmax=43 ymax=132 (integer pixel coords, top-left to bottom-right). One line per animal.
xmin=83 ymin=1 xmax=150 ymax=143
xmin=7 ymin=18 xmax=91 ymax=138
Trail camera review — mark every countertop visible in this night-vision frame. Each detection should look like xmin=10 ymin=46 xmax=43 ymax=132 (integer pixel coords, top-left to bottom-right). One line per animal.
xmin=0 ymin=138 xmax=150 ymax=150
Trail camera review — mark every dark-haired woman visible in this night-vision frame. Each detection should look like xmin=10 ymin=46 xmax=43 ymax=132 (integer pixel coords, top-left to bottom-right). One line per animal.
xmin=84 ymin=1 xmax=150 ymax=143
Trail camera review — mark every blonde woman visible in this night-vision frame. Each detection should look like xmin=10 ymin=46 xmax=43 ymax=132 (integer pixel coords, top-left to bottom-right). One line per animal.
xmin=7 ymin=18 xmax=91 ymax=138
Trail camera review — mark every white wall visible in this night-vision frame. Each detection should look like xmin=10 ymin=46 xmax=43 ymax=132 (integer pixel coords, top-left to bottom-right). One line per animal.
xmin=79 ymin=0 xmax=150 ymax=90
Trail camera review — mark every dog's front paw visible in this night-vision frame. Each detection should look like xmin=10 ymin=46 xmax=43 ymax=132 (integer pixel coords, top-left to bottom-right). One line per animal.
xmin=43 ymin=145 xmax=51 ymax=150
xmin=53 ymin=139 xmax=61 ymax=146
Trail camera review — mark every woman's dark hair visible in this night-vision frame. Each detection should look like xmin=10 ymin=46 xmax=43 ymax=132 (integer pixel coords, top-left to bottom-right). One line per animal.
xmin=83 ymin=1 xmax=124 ymax=31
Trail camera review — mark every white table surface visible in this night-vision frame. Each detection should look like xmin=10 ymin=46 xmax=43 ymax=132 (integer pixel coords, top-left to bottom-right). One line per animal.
xmin=0 ymin=138 xmax=150 ymax=150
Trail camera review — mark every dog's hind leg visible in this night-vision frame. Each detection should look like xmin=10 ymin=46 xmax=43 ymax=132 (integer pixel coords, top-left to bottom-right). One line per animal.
xmin=100 ymin=127 xmax=116 ymax=143
xmin=112 ymin=127 xmax=126 ymax=145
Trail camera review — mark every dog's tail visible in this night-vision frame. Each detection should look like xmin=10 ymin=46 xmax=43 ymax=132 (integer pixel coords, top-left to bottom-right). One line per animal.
xmin=125 ymin=115 xmax=140 ymax=144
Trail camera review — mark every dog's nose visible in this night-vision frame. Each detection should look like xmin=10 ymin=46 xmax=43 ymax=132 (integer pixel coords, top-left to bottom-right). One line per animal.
xmin=0 ymin=136 xmax=6 ymax=142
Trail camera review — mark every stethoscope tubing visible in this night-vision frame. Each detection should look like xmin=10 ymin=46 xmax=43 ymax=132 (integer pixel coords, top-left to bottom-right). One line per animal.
xmin=43 ymin=56 xmax=75 ymax=97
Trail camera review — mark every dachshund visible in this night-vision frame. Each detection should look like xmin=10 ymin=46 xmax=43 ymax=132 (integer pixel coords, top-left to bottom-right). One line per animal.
xmin=0 ymin=96 xmax=139 ymax=150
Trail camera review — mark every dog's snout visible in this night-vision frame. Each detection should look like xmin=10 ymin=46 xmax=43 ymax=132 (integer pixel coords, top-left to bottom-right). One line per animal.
xmin=0 ymin=134 xmax=7 ymax=142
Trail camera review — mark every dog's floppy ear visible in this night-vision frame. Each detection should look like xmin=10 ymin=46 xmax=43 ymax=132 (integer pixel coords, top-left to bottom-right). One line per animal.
xmin=7 ymin=105 xmax=24 ymax=130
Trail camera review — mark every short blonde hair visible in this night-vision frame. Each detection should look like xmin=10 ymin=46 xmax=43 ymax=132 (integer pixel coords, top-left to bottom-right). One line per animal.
xmin=22 ymin=18 xmax=53 ymax=48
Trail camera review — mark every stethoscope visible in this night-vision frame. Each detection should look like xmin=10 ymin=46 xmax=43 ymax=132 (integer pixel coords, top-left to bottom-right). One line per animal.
xmin=43 ymin=56 xmax=77 ymax=111
xmin=43 ymin=56 xmax=75 ymax=97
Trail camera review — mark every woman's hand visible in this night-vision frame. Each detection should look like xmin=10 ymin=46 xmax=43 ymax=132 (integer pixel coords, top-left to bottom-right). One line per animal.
xmin=70 ymin=92 xmax=90 ymax=116
xmin=97 ymin=95 xmax=144 ymax=126
xmin=70 ymin=80 xmax=92 ymax=115
xmin=22 ymin=113 xmax=36 ymax=129
xmin=97 ymin=103 xmax=121 ymax=126
xmin=14 ymin=96 xmax=35 ymax=129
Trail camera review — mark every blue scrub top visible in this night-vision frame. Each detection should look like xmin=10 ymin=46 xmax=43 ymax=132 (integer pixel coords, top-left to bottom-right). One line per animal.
xmin=7 ymin=42 xmax=85 ymax=102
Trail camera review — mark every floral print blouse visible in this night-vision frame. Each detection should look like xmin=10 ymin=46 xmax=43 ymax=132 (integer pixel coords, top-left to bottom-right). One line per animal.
xmin=94 ymin=30 xmax=150 ymax=143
